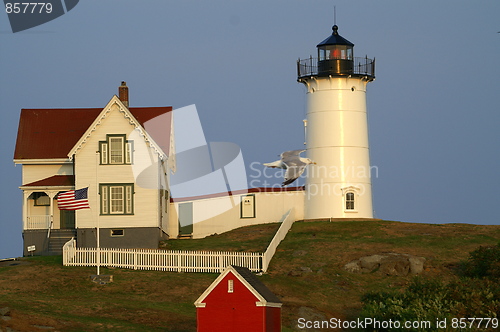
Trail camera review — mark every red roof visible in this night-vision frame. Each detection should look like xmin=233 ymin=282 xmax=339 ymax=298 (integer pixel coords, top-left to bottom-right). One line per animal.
xmin=21 ymin=175 xmax=75 ymax=187
xmin=14 ymin=106 xmax=172 ymax=160
xmin=171 ymin=186 xmax=304 ymax=202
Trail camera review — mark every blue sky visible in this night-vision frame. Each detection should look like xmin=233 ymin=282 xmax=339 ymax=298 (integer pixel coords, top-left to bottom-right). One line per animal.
xmin=1 ymin=0 xmax=499 ymax=259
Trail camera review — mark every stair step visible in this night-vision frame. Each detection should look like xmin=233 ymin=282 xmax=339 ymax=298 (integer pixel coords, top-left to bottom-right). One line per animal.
xmin=177 ymin=234 xmax=193 ymax=239
xmin=48 ymin=230 xmax=76 ymax=254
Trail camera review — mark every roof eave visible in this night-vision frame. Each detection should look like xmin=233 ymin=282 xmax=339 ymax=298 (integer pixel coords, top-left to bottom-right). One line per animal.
xmin=14 ymin=158 xmax=72 ymax=165
xmin=19 ymin=185 xmax=74 ymax=191
xmin=255 ymin=301 xmax=283 ymax=308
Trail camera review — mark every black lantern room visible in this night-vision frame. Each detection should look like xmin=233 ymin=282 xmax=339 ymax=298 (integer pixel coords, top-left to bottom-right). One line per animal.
xmin=317 ymin=25 xmax=354 ymax=76
xmin=297 ymin=25 xmax=374 ymax=81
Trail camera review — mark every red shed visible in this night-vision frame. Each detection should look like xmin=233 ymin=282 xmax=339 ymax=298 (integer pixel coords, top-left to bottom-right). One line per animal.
xmin=195 ymin=265 xmax=282 ymax=332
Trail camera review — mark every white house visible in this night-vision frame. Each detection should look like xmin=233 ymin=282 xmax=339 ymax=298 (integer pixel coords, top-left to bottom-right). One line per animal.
xmin=14 ymin=83 xmax=175 ymax=255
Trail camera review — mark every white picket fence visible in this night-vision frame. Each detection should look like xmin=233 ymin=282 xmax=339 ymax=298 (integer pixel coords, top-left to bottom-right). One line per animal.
xmin=63 ymin=209 xmax=295 ymax=273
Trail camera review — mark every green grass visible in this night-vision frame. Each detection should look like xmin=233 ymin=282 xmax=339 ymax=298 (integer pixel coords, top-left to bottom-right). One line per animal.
xmin=159 ymin=222 xmax=280 ymax=252
xmin=1 ymin=220 xmax=499 ymax=331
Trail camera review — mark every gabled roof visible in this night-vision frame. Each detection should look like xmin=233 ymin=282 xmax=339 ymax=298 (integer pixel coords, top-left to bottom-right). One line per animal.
xmin=68 ymin=96 xmax=172 ymax=160
xmin=231 ymin=265 xmax=281 ymax=304
xmin=194 ymin=265 xmax=282 ymax=308
xmin=14 ymin=98 xmax=172 ymax=161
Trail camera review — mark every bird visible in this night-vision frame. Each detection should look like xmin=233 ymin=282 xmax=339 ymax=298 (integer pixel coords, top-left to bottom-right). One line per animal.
xmin=263 ymin=150 xmax=316 ymax=186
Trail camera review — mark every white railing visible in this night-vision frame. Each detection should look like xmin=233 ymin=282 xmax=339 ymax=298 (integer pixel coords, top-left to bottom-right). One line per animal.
xmin=63 ymin=238 xmax=263 ymax=273
xmin=63 ymin=208 xmax=295 ymax=273
xmin=262 ymin=208 xmax=295 ymax=272
xmin=26 ymin=215 xmax=51 ymax=229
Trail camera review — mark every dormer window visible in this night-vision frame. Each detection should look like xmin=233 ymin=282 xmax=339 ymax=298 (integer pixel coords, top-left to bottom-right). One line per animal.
xmin=100 ymin=134 xmax=133 ymax=165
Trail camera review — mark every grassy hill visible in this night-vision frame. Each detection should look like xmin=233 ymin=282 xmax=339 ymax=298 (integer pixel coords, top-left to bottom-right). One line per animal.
xmin=1 ymin=220 xmax=499 ymax=331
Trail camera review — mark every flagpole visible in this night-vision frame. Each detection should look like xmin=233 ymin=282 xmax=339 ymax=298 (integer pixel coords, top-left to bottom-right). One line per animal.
xmin=96 ymin=152 xmax=100 ymax=276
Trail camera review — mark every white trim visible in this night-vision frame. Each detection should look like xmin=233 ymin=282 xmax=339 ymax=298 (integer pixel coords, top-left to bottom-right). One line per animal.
xmin=14 ymin=159 xmax=72 ymax=165
xmin=341 ymin=186 xmax=360 ymax=213
xmin=194 ymin=266 xmax=272 ymax=308
xmin=256 ymin=301 xmax=282 ymax=308
xmin=67 ymin=95 xmax=167 ymax=161
xmin=19 ymin=186 xmax=74 ymax=191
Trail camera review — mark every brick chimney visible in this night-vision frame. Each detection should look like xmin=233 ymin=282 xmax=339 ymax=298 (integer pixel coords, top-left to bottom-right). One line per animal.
xmin=118 ymin=81 xmax=129 ymax=107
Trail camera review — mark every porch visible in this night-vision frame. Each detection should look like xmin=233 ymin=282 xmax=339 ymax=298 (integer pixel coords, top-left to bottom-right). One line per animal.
xmin=20 ymin=175 xmax=76 ymax=255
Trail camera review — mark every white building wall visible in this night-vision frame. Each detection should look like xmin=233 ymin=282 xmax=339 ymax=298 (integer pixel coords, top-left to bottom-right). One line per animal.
xmin=304 ymin=76 xmax=373 ymax=219
xmin=22 ymin=164 xmax=73 ymax=185
xmin=169 ymin=190 xmax=304 ymax=239
xmin=74 ymin=103 xmax=163 ymax=230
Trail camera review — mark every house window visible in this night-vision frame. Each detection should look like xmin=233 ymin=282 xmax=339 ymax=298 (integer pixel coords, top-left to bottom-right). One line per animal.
xmin=33 ymin=192 xmax=50 ymax=206
xmin=100 ymin=184 xmax=134 ymax=215
xmin=110 ymin=229 xmax=124 ymax=237
xmin=99 ymin=135 xmax=133 ymax=165
xmin=345 ymin=192 xmax=355 ymax=210
xmin=110 ymin=137 xmax=124 ymax=164
xmin=228 ymin=279 xmax=234 ymax=293
xmin=110 ymin=186 xmax=124 ymax=213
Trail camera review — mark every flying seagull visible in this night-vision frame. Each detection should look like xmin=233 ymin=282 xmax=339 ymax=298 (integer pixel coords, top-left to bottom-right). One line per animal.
xmin=263 ymin=150 xmax=316 ymax=186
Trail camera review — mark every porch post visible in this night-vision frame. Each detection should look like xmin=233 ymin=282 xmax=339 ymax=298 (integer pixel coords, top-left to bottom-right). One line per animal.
xmin=22 ymin=191 xmax=32 ymax=230
xmin=47 ymin=191 xmax=58 ymax=237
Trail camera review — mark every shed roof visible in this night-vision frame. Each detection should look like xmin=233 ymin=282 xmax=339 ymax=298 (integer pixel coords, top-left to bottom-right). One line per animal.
xmin=231 ymin=265 xmax=281 ymax=304
xmin=14 ymin=105 xmax=172 ymax=160
xmin=21 ymin=175 xmax=75 ymax=187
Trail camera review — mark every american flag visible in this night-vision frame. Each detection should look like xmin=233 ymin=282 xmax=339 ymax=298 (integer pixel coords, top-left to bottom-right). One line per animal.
xmin=58 ymin=187 xmax=90 ymax=210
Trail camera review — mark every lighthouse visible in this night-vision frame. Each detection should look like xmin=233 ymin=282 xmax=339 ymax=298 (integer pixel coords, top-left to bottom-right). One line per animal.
xmin=298 ymin=25 xmax=375 ymax=220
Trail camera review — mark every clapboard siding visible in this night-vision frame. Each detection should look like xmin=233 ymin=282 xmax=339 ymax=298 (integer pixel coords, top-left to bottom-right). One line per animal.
xmin=74 ymin=103 xmax=163 ymax=229
xmin=22 ymin=164 xmax=73 ymax=185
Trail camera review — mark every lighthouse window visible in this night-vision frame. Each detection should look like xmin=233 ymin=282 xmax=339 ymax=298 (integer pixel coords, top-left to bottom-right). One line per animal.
xmin=318 ymin=45 xmax=353 ymax=60
xmin=346 ymin=192 xmax=355 ymax=210
xmin=319 ymin=48 xmax=329 ymax=61
xmin=346 ymin=48 xmax=352 ymax=60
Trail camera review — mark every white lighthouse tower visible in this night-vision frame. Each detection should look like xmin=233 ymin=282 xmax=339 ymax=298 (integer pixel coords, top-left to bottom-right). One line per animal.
xmin=298 ymin=24 xmax=375 ymax=220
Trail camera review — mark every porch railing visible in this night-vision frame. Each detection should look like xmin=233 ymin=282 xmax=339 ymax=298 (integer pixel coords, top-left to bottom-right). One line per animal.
xmin=26 ymin=215 xmax=51 ymax=229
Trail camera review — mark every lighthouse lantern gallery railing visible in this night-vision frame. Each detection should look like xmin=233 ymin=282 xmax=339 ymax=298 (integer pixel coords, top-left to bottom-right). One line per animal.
xmin=297 ymin=56 xmax=375 ymax=79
